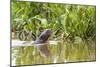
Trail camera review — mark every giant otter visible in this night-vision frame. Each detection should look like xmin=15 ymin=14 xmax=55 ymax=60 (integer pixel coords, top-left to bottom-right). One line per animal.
xmin=34 ymin=29 xmax=52 ymax=57
xmin=34 ymin=29 xmax=52 ymax=44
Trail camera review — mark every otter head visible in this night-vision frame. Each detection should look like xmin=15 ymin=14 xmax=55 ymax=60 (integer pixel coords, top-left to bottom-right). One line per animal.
xmin=34 ymin=29 xmax=52 ymax=44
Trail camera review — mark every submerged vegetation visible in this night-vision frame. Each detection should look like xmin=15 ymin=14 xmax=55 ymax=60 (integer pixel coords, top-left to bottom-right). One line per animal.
xmin=11 ymin=0 xmax=96 ymax=66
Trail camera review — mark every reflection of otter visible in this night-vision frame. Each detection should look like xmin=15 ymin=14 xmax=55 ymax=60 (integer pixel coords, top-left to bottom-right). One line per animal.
xmin=34 ymin=29 xmax=52 ymax=57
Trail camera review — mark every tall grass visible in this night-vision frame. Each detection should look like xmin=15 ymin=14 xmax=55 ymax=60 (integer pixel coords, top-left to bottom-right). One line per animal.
xmin=11 ymin=0 xmax=96 ymax=41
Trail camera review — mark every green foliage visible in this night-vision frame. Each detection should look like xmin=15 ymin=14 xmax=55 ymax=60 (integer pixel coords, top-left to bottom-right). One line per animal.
xmin=11 ymin=0 xmax=96 ymax=66
xmin=12 ymin=0 xmax=96 ymax=41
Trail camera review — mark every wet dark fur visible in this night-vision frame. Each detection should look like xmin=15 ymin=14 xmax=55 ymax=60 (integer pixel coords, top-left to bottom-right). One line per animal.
xmin=34 ymin=29 xmax=52 ymax=44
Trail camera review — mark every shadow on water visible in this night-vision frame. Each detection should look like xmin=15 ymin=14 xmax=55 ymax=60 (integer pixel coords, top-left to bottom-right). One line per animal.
xmin=12 ymin=39 xmax=96 ymax=66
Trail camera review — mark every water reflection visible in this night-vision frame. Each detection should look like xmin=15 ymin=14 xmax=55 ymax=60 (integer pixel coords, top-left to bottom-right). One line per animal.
xmin=12 ymin=40 xmax=96 ymax=66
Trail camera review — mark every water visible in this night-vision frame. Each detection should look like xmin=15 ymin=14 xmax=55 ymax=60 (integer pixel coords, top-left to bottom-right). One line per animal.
xmin=11 ymin=40 xmax=96 ymax=66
